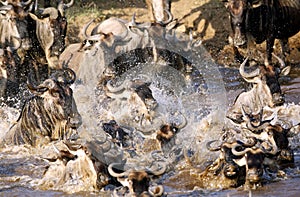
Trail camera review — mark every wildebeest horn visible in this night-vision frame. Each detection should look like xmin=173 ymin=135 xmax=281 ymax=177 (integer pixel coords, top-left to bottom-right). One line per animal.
xmin=64 ymin=68 xmax=76 ymax=84
xmin=0 ymin=0 xmax=7 ymax=6
xmin=148 ymin=185 xmax=164 ymax=196
xmin=250 ymin=0 xmax=262 ymax=8
xmin=57 ymin=0 xmax=74 ymax=16
xmin=6 ymin=36 xmax=21 ymax=52
xmin=158 ymin=9 xmax=173 ymax=25
xmin=176 ymin=112 xmax=187 ymax=129
xmin=63 ymin=0 xmax=74 ymax=8
xmin=21 ymin=0 xmax=33 ymax=6
xmin=146 ymin=161 xmax=167 ymax=176
xmin=272 ymin=53 xmax=285 ymax=69
xmin=82 ymin=19 xmax=117 ymax=42
xmin=106 ymin=79 xmax=130 ymax=93
xmin=260 ymin=132 xmax=278 ymax=155
xmin=42 ymin=7 xmax=58 ymax=19
xmin=231 ymin=144 xmax=261 ymax=156
xmin=241 ymin=106 xmax=273 ymax=132
xmin=0 ymin=4 xmax=13 ymax=11
xmin=239 ymin=57 xmax=260 ymax=79
xmin=206 ymin=140 xmax=221 ymax=151
xmin=130 ymin=12 xmax=137 ymax=26
xmin=108 ymin=163 xmax=129 ymax=178
xmin=82 ymin=19 xmax=95 ymax=39
xmin=27 ymin=78 xmax=56 ymax=94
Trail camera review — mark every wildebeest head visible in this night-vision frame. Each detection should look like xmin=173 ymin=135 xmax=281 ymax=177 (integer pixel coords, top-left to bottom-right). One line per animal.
xmin=0 ymin=3 xmax=31 ymax=51
xmin=239 ymin=54 xmax=290 ymax=107
xmin=223 ymin=0 xmax=262 ymax=46
xmin=27 ymin=68 xmax=82 ymax=139
xmin=231 ymin=143 xmax=266 ymax=188
xmin=108 ymin=162 xmax=165 ymax=196
xmin=29 ymin=6 xmax=68 ymax=68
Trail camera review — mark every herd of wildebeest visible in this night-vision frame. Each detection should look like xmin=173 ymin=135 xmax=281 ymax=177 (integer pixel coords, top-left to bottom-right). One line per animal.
xmin=0 ymin=0 xmax=300 ymax=196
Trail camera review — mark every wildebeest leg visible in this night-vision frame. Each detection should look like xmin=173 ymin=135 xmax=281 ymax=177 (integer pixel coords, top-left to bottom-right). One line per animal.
xmin=266 ymin=37 xmax=275 ymax=65
xmin=280 ymin=38 xmax=290 ymax=64
xmin=233 ymin=45 xmax=244 ymax=63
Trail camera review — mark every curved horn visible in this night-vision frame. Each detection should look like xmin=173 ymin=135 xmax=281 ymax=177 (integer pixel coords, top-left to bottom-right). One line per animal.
xmin=82 ymin=19 xmax=97 ymax=40
xmin=21 ymin=0 xmax=33 ymax=6
xmin=231 ymin=144 xmax=252 ymax=156
xmin=130 ymin=12 xmax=137 ymax=26
xmin=239 ymin=57 xmax=260 ymax=79
xmin=0 ymin=4 xmax=13 ymax=11
xmin=158 ymin=9 xmax=173 ymax=25
xmin=251 ymin=0 xmax=262 ymax=8
xmin=0 ymin=0 xmax=7 ymax=6
xmin=148 ymin=185 xmax=164 ymax=196
xmin=242 ymin=106 xmax=274 ymax=132
xmin=63 ymin=0 xmax=74 ymax=8
xmin=106 ymin=79 xmax=129 ymax=93
xmin=42 ymin=7 xmax=58 ymax=19
xmin=175 ymin=112 xmax=187 ymax=129
xmin=206 ymin=140 xmax=221 ymax=151
xmin=133 ymin=74 xmax=151 ymax=83
xmin=272 ymin=53 xmax=285 ymax=69
xmin=57 ymin=0 xmax=74 ymax=16
xmin=108 ymin=163 xmax=128 ymax=178
xmin=6 ymin=36 xmax=21 ymax=52
xmin=27 ymin=78 xmax=56 ymax=94
xmin=146 ymin=161 xmax=167 ymax=176
xmin=64 ymin=68 xmax=76 ymax=84
xmin=260 ymin=132 xmax=278 ymax=155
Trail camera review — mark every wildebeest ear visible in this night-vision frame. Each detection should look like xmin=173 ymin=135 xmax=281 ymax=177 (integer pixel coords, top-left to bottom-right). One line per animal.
xmin=27 ymin=79 xmax=56 ymax=95
xmin=27 ymin=84 xmax=48 ymax=95
xmin=251 ymin=0 xmax=263 ymax=8
xmin=29 ymin=13 xmax=41 ymax=22
xmin=280 ymin=66 xmax=291 ymax=76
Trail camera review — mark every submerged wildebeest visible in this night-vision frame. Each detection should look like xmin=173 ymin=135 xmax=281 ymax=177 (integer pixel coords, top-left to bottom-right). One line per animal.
xmin=108 ymin=162 xmax=165 ymax=196
xmin=1 ymin=68 xmax=82 ymax=147
xmin=105 ymin=76 xmax=158 ymax=126
xmin=223 ymin=0 xmax=300 ymax=64
xmin=226 ymin=54 xmax=290 ymax=123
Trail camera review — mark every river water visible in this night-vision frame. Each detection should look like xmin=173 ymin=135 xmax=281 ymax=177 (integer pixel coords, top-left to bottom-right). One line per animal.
xmin=0 ymin=43 xmax=300 ymax=197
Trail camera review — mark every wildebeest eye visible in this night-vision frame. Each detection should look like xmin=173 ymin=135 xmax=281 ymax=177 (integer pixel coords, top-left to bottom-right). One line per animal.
xmin=51 ymin=90 xmax=60 ymax=97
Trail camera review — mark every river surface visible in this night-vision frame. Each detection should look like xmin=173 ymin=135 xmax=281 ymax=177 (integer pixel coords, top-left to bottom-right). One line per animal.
xmin=1 ymin=63 xmax=300 ymax=197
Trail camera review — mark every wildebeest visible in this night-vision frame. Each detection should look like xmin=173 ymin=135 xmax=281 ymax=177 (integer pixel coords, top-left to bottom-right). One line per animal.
xmin=102 ymin=120 xmax=129 ymax=147
xmin=40 ymin=139 xmax=113 ymax=192
xmin=230 ymin=136 xmax=280 ymax=189
xmin=223 ymin=0 xmax=300 ymax=64
xmin=1 ymin=68 xmax=82 ymax=147
xmin=241 ymin=109 xmax=294 ymax=166
xmin=27 ymin=0 xmax=73 ymax=81
xmin=226 ymin=54 xmax=290 ymax=123
xmin=106 ymin=76 xmax=158 ymax=125
xmin=108 ymin=162 xmax=165 ymax=196
xmin=0 ymin=47 xmax=19 ymax=100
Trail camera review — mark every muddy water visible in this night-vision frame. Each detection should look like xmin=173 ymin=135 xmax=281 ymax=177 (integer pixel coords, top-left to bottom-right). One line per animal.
xmin=1 ymin=65 xmax=300 ymax=196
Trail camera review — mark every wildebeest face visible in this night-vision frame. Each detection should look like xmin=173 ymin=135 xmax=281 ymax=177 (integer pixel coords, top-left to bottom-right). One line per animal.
xmin=49 ymin=16 xmax=67 ymax=56
xmin=225 ymin=0 xmax=248 ymax=46
xmin=29 ymin=68 xmax=82 ymax=130
xmin=134 ymin=82 xmax=158 ymax=111
xmin=245 ymin=152 xmax=264 ymax=184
